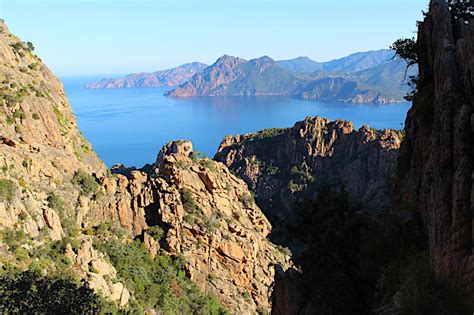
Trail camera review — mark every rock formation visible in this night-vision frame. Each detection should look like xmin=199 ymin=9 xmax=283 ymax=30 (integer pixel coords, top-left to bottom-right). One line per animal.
xmin=215 ymin=116 xmax=402 ymax=242
xmin=395 ymin=0 xmax=474 ymax=297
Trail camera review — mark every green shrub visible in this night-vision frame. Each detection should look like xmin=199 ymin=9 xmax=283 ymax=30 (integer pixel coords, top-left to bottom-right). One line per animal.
xmin=53 ymin=106 xmax=69 ymax=131
xmin=61 ymin=217 xmax=79 ymax=238
xmin=0 ymin=179 xmax=16 ymax=202
xmin=189 ymin=151 xmax=203 ymax=161
xmin=94 ymin=238 xmax=227 ymax=313
xmin=266 ymin=164 xmax=280 ymax=175
xmin=95 ymin=221 xmax=113 ymax=235
xmin=180 ymin=188 xmax=200 ymax=214
xmin=26 ymin=41 xmax=35 ymax=52
xmin=35 ymin=90 xmax=45 ymax=98
xmin=10 ymin=42 xmax=25 ymax=53
xmin=199 ymin=158 xmax=216 ymax=171
xmin=0 ymin=271 xmax=102 ymax=314
xmin=290 ymin=165 xmax=314 ymax=183
xmin=6 ymin=117 xmax=14 ymax=125
xmin=201 ymin=214 xmax=220 ymax=234
xmin=93 ymin=191 xmax=104 ymax=201
xmin=28 ymin=62 xmax=38 ymax=71
xmin=71 ymin=170 xmax=98 ymax=196
xmin=175 ymin=159 xmax=189 ymax=170
xmin=183 ymin=214 xmax=195 ymax=225
xmin=47 ymin=192 xmax=64 ymax=212
xmin=81 ymin=144 xmax=90 ymax=153
xmin=32 ymin=113 xmax=40 ymax=120
xmin=248 ymin=128 xmax=289 ymax=141
xmin=249 ymin=156 xmax=262 ymax=167
xmin=147 ymin=225 xmax=164 ymax=241
xmin=0 ymin=228 xmax=27 ymax=250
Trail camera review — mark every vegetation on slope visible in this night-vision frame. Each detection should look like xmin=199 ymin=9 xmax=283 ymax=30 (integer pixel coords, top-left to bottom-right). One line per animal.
xmin=94 ymin=235 xmax=227 ymax=314
xmin=0 ymin=270 xmax=102 ymax=314
xmin=0 ymin=222 xmax=228 ymax=314
xmin=290 ymin=184 xmax=473 ymax=314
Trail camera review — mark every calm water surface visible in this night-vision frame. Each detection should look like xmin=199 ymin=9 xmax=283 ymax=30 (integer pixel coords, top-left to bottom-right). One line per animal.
xmin=62 ymin=76 xmax=411 ymax=167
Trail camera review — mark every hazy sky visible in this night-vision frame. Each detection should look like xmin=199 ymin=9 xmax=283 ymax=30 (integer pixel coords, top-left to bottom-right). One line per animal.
xmin=1 ymin=0 xmax=428 ymax=76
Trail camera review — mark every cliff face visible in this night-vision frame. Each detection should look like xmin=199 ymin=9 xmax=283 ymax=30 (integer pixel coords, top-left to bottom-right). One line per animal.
xmin=0 ymin=20 xmax=134 ymax=307
xmin=215 ymin=117 xmax=402 ymax=242
xmin=85 ymin=62 xmax=207 ymax=89
xmin=395 ymin=0 xmax=474 ymax=297
xmin=0 ymin=20 xmax=106 ymax=236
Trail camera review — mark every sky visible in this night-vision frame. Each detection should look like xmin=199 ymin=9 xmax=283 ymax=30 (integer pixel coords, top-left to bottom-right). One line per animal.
xmin=0 ymin=0 xmax=428 ymax=76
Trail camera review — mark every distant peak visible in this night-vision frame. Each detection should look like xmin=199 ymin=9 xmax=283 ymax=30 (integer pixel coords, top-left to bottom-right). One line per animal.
xmin=216 ymin=55 xmax=240 ymax=62
xmin=213 ymin=55 xmax=246 ymax=66
xmin=179 ymin=62 xmax=208 ymax=68
xmin=295 ymin=56 xmax=312 ymax=61
xmin=256 ymin=55 xmax=274 ymax=62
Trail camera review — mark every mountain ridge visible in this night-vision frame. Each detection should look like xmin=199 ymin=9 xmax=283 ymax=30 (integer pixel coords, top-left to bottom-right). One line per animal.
xmin=165 ymin=52 xmax=413 ymax=103
xmin=85 ymin=62 xmax=207 ymax=89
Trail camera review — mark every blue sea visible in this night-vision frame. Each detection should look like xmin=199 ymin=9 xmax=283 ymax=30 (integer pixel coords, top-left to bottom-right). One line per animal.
xmin=62 ymin=76 xmax=411 ymax=168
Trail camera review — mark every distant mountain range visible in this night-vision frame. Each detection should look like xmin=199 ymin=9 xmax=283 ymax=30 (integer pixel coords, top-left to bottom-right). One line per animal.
xmin=275 ymin=49 xmax=395 ymax=73
xmin=165 ymin=50 xmax=416 ymax=103
xmin=86 ymin=49 xmax=416 ymax=104
xmin=85 ymin=62 xmax=207 ymax=89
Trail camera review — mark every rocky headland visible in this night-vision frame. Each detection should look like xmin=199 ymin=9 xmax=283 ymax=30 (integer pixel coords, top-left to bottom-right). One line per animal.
xmin=85 ymin=62 xmax=207 ymax=89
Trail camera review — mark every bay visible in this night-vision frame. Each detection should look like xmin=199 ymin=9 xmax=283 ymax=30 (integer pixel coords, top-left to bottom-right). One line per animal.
xmin=62 ymin=76 xmax=410 ymax=167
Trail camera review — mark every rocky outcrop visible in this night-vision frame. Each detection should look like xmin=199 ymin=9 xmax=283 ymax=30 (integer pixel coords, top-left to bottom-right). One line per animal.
xmin=65 ymin=237 xmax=130 ymax=307
xmin=85 ymin=62 xmax=207 ymax=89
xmin=215 ymin=116 xmax=402 ymax=242
xmin=395 ymin=0 xmax=474 ymax=297
xmin=85 ymin=140 xmax=292 ymax=313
